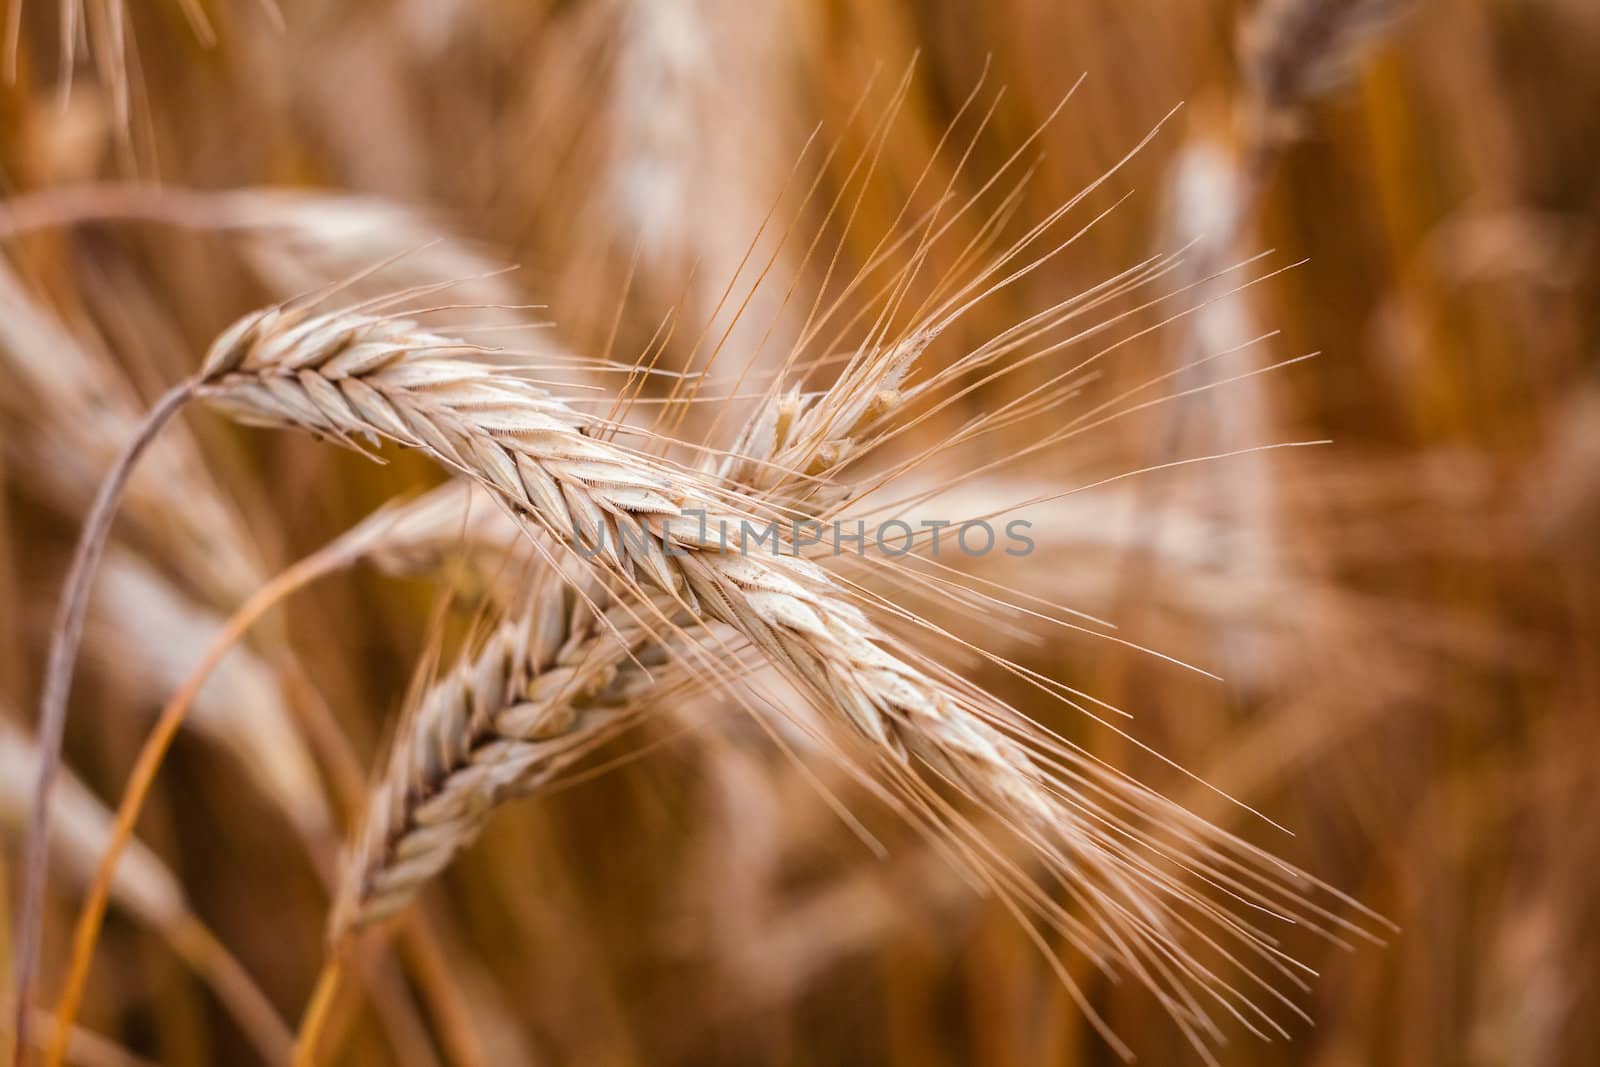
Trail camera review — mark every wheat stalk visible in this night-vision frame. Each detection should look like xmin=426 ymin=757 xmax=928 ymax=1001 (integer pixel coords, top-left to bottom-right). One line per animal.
xmin=0 ymin=259 xmax=264 ymax=609
xmin=0 ymin=261 xmax=332 ymax=835
xmin=199 ymin=301 xmax=1372 ymax=1044
xmin=88 ymin=551 xmax=330 ymax=838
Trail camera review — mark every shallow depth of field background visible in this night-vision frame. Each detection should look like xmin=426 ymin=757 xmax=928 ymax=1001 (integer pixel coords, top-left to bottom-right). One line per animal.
xmin=2 ymin=1 xmax=1597 ymax=1064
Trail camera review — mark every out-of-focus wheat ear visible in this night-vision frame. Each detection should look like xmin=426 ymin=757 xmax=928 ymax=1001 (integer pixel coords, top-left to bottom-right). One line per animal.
xmin=88 ymin=551 xmax=332 ymax=840
xmin=1532 ymin=384 xmax=1600 ymax=546
xmin=0 ymin=719 xmax=294 ymax=1064
xmin=0 ymin=259 xmax=265 ymax=609
xmin=859 ymin=471 xmax=1295 ymax=684
xmin=0 ymin=185 xmax=506 ymax=298
xmin=0 ymin=183 xmax=587 ymax=377
xmin=0 ymin=719 xmax=187 ymax=928
xmin=216 ymin=190 xmax=537 ymax=324
xmin=607 ymin=0 xmax=804 ymax=376
xmin=1160 ymin=134 xmax=1286 ymax=589
xmin=1240 ymin=0 xmax=1412 ymax=152
xmin=355 ymin=480 xmax=528 ymax=594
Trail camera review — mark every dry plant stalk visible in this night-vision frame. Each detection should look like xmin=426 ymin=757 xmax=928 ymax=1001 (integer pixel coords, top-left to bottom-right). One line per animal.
xmin=0 ymin=262 xmax=264 ymax=608
xmin=34 ymin=496 xmax=507 ymax=1067
xmin=88 ymin=551 xmax=329 ymax=838
xmin=2 ymin=264 xmax=324 ymax=1047
xmin=195 ymin=300 xmax=1374 ymax=1047
xmin=11 ymin=375 xmax=198 ymax=1058
xmin=0 ymin=261 xmax=330 ymax=835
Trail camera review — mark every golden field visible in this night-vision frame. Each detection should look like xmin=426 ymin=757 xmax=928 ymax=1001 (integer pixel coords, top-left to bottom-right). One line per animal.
xmin=1 ymin=1 xmax=1596 ymax=1064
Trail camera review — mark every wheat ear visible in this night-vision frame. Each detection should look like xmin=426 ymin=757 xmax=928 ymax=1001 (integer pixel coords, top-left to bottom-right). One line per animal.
xmin=330 ymin=321 xmax=922 ymax=930
xmin=194 ymin=308 xmax=1050 ymax=834
xmin=331 ymin=574 xmax=669 ymax=932
xmin=200 ymin=302 xmax=1373 ymax=1048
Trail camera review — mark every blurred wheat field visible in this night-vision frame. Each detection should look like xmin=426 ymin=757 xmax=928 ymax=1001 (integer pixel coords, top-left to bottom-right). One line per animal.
xmin=0 ymin=1 xmax=1596 ymax=1065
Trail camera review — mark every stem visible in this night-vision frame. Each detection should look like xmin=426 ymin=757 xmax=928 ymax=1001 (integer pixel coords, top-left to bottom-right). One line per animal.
xmin=43 ymin=540 xmax=360 ymax=1067
xmin=395 ymin=916 xmax=486 ymax=1067
xmin=273 ymin=661 xmax=486 ymax=1067
xmin=45 ymin=525 xmax=486 ymax=1067
xmin=292 ymin=956 xmax=347 ymax=1067
xmin=11 ymin=379 xmax=196 ymax=1066
xmin=166 ymin=918 xmax=295 ymax=1066
xmin=0 ymin=184 xmax=238 ymax=239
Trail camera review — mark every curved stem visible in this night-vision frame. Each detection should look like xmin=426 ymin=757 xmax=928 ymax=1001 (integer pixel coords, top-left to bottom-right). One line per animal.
xmin=43 ymin=541 xmax=360 ymax=1067
xmin=12 ymin=379 xmax=196 ymax=1066
xmin=45 ymin=525 xmax=488 ymax=1067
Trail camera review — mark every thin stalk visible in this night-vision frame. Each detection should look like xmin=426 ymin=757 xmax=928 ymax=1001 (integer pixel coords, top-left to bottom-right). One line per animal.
xmin=291 ymin=956 xmax=347 ymax=1067
xmin=43 ymin=540 xmax=359 ymax=1067
xmin=165 ymin=918 xmax=295 ymax=1064
xmin=272 ymin=658 xmax=487 ymax=1067
xmin=12 ymin=378 xmax=196 ymax=1066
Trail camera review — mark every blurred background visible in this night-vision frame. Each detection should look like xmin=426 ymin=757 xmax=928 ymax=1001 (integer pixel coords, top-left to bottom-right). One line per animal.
xmin=1 ymin=0 xmax=1597 ymax=1064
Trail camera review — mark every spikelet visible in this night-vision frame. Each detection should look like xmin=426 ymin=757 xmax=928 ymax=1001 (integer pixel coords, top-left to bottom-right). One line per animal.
xmin=332 ymin=321 xmax=934 ymax=930
xmin=714 ymin=329 xmax=933 ymax=515
xmin=331 ymin=574 xmax=669 ymax=932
